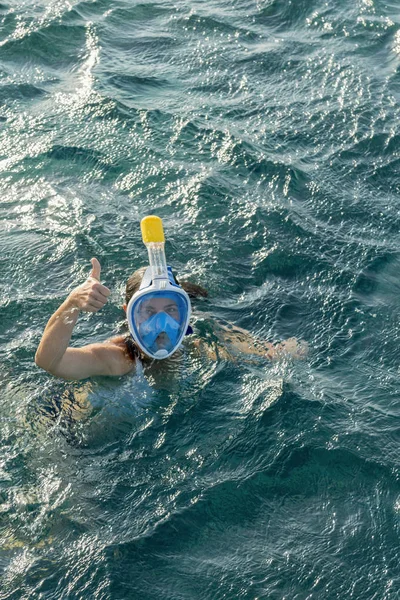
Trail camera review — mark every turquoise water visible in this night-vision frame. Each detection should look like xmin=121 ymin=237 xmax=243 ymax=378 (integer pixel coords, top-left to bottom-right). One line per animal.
xmin=1 ymin=0 xmax=400 ymax=597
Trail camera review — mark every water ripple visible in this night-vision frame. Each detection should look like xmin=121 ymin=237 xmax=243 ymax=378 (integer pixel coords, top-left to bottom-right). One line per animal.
xmin=1 ymin=0 xmax=400 ymax=597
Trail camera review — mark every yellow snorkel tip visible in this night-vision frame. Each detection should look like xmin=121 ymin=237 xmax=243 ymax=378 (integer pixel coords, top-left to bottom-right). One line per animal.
xmin=141 ymin=215 xmax=165 ymax=244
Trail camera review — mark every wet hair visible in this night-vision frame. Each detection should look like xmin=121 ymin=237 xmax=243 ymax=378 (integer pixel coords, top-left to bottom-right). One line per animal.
xmin=123 ymin=267 xmax=208 ymax=361
xmin=125 ymin=266 xmax=208 ymax=305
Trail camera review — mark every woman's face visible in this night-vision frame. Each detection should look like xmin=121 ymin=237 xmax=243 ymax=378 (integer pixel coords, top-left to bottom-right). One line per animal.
xmin=138 ymin=297 xmax=180 ymax=324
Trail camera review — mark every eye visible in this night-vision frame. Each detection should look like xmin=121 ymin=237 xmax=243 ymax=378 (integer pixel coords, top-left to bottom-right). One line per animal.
xmin=167 ymin=306 xmax=178 ymax=315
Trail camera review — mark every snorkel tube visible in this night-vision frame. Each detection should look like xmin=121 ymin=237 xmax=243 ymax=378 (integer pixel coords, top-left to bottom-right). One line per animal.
xmin=141 ymin=215 xmax=169 ymax=282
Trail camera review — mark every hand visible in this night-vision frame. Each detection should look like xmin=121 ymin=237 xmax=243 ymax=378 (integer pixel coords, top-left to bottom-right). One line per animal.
xmin=68 ymin=258 xmax=111 ymax=313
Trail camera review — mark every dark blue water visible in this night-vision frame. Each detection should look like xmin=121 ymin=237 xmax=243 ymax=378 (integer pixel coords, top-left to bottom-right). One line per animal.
xmin=1 ymin=0 xmax=399 ymax=598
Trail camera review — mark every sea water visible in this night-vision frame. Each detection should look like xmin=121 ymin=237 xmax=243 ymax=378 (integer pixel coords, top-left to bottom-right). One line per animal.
xmin=0 ymin=0 xmax=399 ymax=598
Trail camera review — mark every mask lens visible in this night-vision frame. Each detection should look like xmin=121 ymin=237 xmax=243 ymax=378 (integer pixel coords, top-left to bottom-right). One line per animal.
xmin=130 ymin=291 xmax=189 ymax=358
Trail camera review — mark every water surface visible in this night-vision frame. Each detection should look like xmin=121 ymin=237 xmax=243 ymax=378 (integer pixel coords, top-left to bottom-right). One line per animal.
xmin=1 ymin=0 xmax=399 ymax=598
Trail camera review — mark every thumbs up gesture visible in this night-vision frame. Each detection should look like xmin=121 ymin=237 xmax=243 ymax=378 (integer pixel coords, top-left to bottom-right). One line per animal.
xmin=68 ymin=258 xmax=111 ymax=313
xmin=89 ymin=257 xmax=102 ymax=281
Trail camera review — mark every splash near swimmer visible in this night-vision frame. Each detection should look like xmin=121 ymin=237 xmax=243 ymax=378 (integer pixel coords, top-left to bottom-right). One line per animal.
xmin=126 ymin=216 xmax=192 ymax=359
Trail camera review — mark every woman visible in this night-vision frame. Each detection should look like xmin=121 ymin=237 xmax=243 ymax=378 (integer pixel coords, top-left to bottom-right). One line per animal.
xmin=35 ymin=258 xmax=307 ymax=381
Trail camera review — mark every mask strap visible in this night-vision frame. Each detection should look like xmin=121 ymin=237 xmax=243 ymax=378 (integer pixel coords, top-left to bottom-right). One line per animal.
xmin=167 ymin=266 xmax=180 ymax=287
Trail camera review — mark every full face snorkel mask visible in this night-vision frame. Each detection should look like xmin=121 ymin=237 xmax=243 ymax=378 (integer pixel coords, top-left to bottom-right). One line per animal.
xmin=126 ymin=216 xmax=192 ymax=359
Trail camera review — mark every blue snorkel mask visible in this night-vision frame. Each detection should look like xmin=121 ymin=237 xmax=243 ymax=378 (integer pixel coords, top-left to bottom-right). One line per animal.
xmin=127 ymin=217 xmax=192 ymax=360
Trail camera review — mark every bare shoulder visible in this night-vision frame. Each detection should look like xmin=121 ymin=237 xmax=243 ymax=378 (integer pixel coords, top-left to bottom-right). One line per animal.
xmin=105 ymin=335 xmax=129 ymax=349
xmin=100 ymin=335 xmax=136 ymax=375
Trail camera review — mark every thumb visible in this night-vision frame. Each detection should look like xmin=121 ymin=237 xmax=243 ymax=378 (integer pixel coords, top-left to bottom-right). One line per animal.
xmin=90 ymin=257 xmax=101 ymax=281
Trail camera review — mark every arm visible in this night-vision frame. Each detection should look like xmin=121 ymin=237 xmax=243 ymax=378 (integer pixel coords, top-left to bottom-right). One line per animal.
xmin=35 ymin=259 xmax=133 ymax=380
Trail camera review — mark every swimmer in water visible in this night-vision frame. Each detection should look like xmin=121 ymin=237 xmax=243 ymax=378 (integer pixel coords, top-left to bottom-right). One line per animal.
xmin=35 ymin=257 xmax=308 ymax=381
